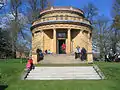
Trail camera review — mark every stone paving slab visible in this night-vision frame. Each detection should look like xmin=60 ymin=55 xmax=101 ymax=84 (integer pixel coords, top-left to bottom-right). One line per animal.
xmin=26 ymin=66 xmax=101 ymax=80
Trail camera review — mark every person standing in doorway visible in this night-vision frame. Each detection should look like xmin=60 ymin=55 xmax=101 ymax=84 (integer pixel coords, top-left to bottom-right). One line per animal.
xmin=61 ymin=42 xmax=66 ymax=54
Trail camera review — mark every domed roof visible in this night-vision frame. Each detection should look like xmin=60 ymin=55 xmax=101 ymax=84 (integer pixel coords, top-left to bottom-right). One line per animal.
xmin=40 ymin=6 xmax=84 ymax=15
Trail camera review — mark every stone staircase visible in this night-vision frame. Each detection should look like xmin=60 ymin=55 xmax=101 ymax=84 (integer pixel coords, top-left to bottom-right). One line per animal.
xmin=25 ymin=54 xmax=102 ymax=80
xmin=39 ymin=54 xmax=86 ymax=64
xmin=26 ymin=66 xmax=101 ymax=80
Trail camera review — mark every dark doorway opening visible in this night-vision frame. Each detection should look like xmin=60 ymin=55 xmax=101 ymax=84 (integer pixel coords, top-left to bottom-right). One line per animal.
xmin=58 ymin=39 xmax=66 ymax=54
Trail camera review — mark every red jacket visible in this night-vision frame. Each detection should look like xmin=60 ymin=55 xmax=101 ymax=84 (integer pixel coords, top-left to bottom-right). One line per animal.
xmin=28 ymin=59 xmax=33 ymax=64
xmin=62 ymin=44 xmax=66 ymax=50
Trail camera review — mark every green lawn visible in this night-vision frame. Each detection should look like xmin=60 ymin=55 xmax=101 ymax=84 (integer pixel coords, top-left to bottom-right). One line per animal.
xmin=0 ymin=59 xmax=120 ymax=90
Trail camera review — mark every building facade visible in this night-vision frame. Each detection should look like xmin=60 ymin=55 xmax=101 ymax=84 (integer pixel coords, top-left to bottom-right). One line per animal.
xmin=31 ymin=7 xmax=93 ymax=64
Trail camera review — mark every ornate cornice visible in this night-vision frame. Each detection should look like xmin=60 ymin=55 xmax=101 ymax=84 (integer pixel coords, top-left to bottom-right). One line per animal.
xmin=31 ymin=20 xmax=92 ymax=31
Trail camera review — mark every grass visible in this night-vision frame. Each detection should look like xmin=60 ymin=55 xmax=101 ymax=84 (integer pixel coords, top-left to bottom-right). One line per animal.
xmin=0 ymin=59 xmax=120 ymax=90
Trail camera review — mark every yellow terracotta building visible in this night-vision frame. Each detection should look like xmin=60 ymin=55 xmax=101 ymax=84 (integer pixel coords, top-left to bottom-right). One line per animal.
xmin=31 ymin=7 xmax=93 ymax=64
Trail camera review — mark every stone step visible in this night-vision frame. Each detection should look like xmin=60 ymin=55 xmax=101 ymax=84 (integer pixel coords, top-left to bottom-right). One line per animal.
xmin=30 ymin=69 xmax=96 ymax=73
xmin=31 ymin=67 xmax=96 ymax=72
xmin=33 ymin=67 xmax=95 ymax=70
xmin=30 ymin=69 xmax=97 ymax=72
xmin=43 ymin=55 xmax=76 ymax=60
xmin=27 ymin=75 xmax=100 ymax=78
xmin=39 ymin=54 xmax=86 ymax=64
xmin=34 ymin=66 xmax=93 ymax=68
xmin=28 ymin=73 xmax=98 ymax=76
xmin=29 ymin=73 xmax=97 ymax=76
xmin=26 ymin=76 xmax=101 ymax=80
xmin=26 ymin=77 xmax=101 ymax=80
xmin=25 ymin=66 xmax=101 ymax=80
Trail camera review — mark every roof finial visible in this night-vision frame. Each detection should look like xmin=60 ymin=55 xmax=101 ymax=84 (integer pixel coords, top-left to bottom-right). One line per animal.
xmin=70 ymin=7 xmax=73 ymax=10
xmin=51 ymin=6 xmax=53 ymax=10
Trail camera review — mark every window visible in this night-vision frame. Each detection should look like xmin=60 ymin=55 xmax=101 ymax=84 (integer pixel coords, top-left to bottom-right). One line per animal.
xmin=60 ymin=15 xmax=63 ymax=20
xmin=35 ymin=31 xmax=41 ymax=33
xmin=56 ymin=15 xmax=58 ymax=20
xmin=57 ymin=32 xmax=67 ymax=38
xmin=65 ymin=15 xmax=68 ymax=20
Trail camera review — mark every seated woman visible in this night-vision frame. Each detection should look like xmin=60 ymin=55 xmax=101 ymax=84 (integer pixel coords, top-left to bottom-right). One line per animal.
xmin=47 ymin=49 xmax=52 ymax=54
xmin=81 ymin=47 xmax=87 ymax=61
xmin=74 ymin=46 xmax=81 ymax=59
xmin=39 ymin=49 xmax=44 ymax=60
xmin=74 ymin=47 xmax=78 ymax=59
xmin=44 ymin=50 xmax=48 ymax=54
xmin=26 ymin=61 xmax=32 ymax=73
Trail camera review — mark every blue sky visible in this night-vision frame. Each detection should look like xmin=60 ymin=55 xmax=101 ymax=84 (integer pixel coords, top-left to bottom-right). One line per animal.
xmin=0 ymin=0 xmax=113 ymax=19
xmin=54 ymin=0 xmax=113 ymax=19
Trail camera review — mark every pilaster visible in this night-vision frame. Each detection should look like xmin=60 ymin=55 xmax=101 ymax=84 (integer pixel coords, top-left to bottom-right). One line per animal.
xmin=53 ymin=29 xmax=57 ymax=53
xmin=87 ymin=33 xmax=93 ymax=63
xmin=66 ymin=29 xmax=71 ymax=53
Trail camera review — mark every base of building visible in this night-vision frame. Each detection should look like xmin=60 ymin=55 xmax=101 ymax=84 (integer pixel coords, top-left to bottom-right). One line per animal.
xmin=32 ymin=54 xmax=93 ymax=64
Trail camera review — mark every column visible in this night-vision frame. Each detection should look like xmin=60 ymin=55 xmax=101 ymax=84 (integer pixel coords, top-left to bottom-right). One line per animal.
xmin=67 ymin=29 xmax=71 ymax=54
xmin=32 ymin=32 xmax=37 ymax=64
xmin=32 ymin=53 xmax=37 ymax=64
xmin=53 ymin=29 xmax=56 ymax=53
xmin=32 ymin=40 xmax=38 ymax=64
xmin=42 ymin=30 xmax=44 ymax=52
xmin=32 ymin=30 xmax=44 ymax=64
xmin=87 ymin=33 xmax=93 ymax=63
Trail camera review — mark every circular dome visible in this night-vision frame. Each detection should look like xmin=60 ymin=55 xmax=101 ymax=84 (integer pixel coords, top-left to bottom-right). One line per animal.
xmin=39 ymin=6 xmax=84 ymax=16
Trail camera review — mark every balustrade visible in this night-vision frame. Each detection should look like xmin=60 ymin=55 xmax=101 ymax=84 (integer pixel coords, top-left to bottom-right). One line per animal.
xmin=34 ymin=16 xmax=91 ymax=25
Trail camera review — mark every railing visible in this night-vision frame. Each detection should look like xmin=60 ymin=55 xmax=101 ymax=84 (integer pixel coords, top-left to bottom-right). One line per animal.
xmin=33 ymin=16 xmax=91 ymax=26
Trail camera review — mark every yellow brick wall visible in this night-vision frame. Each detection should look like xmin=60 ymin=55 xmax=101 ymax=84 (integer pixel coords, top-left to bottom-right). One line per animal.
xmin=71 ymin=30 xmax=89 ymax=52
xmin=43 ymin=30 xmax=53 ymax=52
xmin=32 ymin=30 xmax=43 ymax=52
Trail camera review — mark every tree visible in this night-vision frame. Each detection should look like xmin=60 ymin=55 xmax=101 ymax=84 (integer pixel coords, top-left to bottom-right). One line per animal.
xmin=27 ymin=0 xmax=53 ymax=23
xmin=83 ymin=2 xmax=99 ymax=55
xmin=0 ymin=0 xmax=4 ymax=10
xmin=111 ymin=0 xmax=120 ymax=54
xmin=0 ymin=28 xmax=13 ymax=58
xmin=95 ymin=16 xmax=112 ymax=58
xmin=9 ymin=0 xmax=22 ymax=57
xmin=40 ymin=0 xmax=49 ymax=10
xmin=83 ymin=2 xmax=98 ymax=24
xmin=0 ymin=0 xmax=53 ymax=58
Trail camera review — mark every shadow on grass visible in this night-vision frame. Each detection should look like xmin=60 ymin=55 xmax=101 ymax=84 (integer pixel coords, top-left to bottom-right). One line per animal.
xmin=0 ymin=85 xmax=8 ymax=90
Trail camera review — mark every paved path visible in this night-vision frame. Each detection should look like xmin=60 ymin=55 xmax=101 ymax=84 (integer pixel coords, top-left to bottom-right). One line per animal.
xmin=26 ymin=66 xmax=101 ymax=80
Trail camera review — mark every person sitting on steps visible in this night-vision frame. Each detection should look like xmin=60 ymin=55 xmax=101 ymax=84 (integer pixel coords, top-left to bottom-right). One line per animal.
xmin=47 ymin=49 xmax=52 ymax=54
xmin=75 ymin=46 xmax=81 ymax=59
xmin=81 ymin=47 xmax=87 ymax=61
xmin=26 ymin=57 xmax=35 ymax=73
xmin=26 ymin=61 xmax=31 ymax=73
